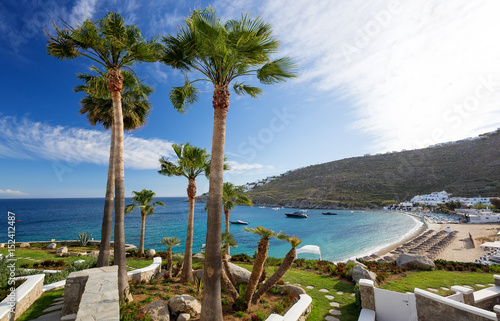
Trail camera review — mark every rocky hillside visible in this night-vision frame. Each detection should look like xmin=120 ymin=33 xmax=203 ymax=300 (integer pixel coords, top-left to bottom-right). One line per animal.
xmin=246 ymin=130 xmax=500 ymax=209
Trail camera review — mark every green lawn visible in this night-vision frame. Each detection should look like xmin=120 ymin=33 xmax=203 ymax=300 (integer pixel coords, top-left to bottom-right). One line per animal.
xmin=237 ymin=263 xmax=359 ymax=321
xmin=0 ymin=248 xmax=95 ymax=267
xmin=381 ymin=270 xmax=495 ymax=296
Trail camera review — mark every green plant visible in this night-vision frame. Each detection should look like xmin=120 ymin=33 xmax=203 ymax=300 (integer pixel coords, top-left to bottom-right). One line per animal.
xmin=233 ymin=311 xmax=246 ymax=317
xmin=77 ymin=232 xmax=92 ymax=247
xmin=195 ymin=276 xmax=203 ymax=294
xmin=251 ymin=310 xmax=268 ymax=321
xmin=141 ymin=296 xmax=154 ymax=304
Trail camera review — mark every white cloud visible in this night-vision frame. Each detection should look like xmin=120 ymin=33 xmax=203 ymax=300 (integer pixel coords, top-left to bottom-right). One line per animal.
xmin=259 ymin=0 xmax=500 ymax=152
xmin=68 ymin=0 xmax=98 ymax=25
xmin=227 ymin=160 xmax=276 ymax=175
xmin=0 ymin=189 xmax=29 ymax=197
xmin=0 ymin=116 xmax=174 ymax=170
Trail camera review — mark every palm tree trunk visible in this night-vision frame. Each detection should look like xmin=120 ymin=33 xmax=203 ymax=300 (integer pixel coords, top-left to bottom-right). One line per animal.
xmin=252 ymin=248 xmax=296 ymax=304
xmin=221 ymin=265 xmax=239 ymax=301
xmin=139 ymin=211 xmax=146 ymax=256
xmin=97 ymin=124 xmax=115 ymax=267
xmin=223 ymin=253 xmax=237 ymax=287
xmin=224 ymin=209 xmax=230 ymax=257
xmin=201 ymin=85 xmax=229 ymax=321
xmin=181 ymin=179 xmax=196 ymax=283
xmin=167 ymin=247 xmax=173 ymax=277
xmin=109 ymin=69 xmax=129 ymax=302
xmin=245 ymin=238 xmax=269 ymax=307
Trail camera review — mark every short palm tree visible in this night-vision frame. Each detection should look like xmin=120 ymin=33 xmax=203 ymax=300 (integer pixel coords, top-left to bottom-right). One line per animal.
xmin=158 ymin=143 xmax=210 ymax=283
xmin=252 ymin=236 xmax=302 ymax=304
xmin=222 ymin=182 xmax=252 ymax=255
xmin=221 ymin=232 xmax=238 ymax=287
xmin=125 ymin=190 xmax=165 ymax=256
xmin=160 ymin=9 xmax=296 ymax=318
xmin=47 ymin=12 xmax=160 ymax=301
xmin=160 ymin=236 xmax=181 ymax=277
xmin=244 ymin=227 xmax=288 ymax=307
xmin=76 ymin=67 xmax=153 ymax=267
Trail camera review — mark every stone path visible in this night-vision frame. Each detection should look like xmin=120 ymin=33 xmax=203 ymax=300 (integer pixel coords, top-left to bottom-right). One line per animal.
xmin=325 ymin=316 xmax=340 ymax=321
xmin=441 ymin=287 xmax=449 ymax=291
xmin=319 ymin=289 xmax=329 ymax=292
xmin=324 ymin=295 xmax=334 ymax=300
xmin=329 ymin=302 xmax=340 ymax=307
xmin=306 ymin=285 xmax=314 ymax=289
xmin=305 ymin=285 xmax=344 ymax=321
xmin=476 ymin=284 xmax=486 ymax=287
xmin=30 ymin=297 xmax=63 ymax=321
xmin=427 ymin=288 xmax=439 ymax=292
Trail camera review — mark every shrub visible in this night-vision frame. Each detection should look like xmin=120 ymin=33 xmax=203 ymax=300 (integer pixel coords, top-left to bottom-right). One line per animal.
xmin=76 ymin=231 xmax=92 ymax=247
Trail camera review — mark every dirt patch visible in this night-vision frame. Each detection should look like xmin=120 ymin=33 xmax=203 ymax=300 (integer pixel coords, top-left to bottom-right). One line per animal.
xmin=128 ymin=276 xmax=296 ymax=320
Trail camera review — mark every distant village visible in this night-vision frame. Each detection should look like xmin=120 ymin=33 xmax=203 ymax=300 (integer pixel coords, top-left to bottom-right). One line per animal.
xmin=386 ymin=190 xmax=500 ymax=223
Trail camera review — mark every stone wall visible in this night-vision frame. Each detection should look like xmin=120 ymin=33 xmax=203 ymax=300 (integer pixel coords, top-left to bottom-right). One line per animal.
xmin=414 ymin=288 xmax=497 ymax=321
xmin=61 ymin=266 xmax=119 ymax=321
xmin=0 ymin=274 xmax=44 ymax=321
xmin=128 ymin=257 xmax=162 ymax=283
xmin=265 ymin=294 xmax=312 ymax=321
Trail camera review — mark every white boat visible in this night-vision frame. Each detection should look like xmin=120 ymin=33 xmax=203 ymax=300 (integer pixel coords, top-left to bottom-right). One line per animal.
xmin=230 ymin=220 xmax=249 ymax=225
xmin=272 ymin=207 xmax=280 ymax=211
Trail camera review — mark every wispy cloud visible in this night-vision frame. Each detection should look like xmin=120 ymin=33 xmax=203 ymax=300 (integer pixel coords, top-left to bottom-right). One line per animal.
xmin=226 ymin=160 xmax=277 ymax=175
xmin=0 ymin=189 xmax=29 ymax=198
xmin=68 ymin=0 xmax=99 ymax=25
xmin=259 ymin=0 xmax=500 ymax=152
xmin=0 ymin=116 xmax=174 ymax=170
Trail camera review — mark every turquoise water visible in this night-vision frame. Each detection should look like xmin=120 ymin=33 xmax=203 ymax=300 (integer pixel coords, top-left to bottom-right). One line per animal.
xmin=0 ymin=197 xmax=421 ymax=261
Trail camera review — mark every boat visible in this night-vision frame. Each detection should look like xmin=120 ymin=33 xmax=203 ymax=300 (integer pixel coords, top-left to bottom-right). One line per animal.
xmin=285 ymin=212 xmax=308 ymax=218
xmin=230 ymin=220 xmax=250 ymax=225
xmin=322 ymin=212 xmax=338 ymax=215
xmin=272 ymin=207 xmax=281 ymax=211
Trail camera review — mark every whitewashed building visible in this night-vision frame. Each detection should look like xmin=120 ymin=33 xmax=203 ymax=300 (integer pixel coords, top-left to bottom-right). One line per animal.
xmin=450 ymin=196 xmax=493 ymax=207
xmin=410 ymin=191 xmax=450 ymax=205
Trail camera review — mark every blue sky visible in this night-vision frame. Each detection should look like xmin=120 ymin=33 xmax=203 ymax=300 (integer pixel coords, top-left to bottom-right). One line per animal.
xmin=1 ymin=0 xmax=500 ymax=198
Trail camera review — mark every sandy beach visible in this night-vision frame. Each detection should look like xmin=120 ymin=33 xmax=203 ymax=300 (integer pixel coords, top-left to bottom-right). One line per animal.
xmin=371 ymin=213 xmax=500 ymax=263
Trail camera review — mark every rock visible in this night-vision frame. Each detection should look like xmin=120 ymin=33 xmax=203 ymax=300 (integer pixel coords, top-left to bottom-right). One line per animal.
xmin=19 ymin=242 xmax=30 ymax=248
xmin=125 ymin=244 xmax=137 ymax=250
xmin=155 ymin=269 xmax=168 ymax=281
xmin=62 ymin=253 xmax=70 ymax=257
xmin=168 ymin=295 xmax=201 ymax=317
xmin=146 ymin=249 xmax=156 ymax=257
xmin=143 ymin=300 xmax=170 ymax=321
xmin=347 ymin=259 xmax=367 ymax=269
xmin=280 ymin=285 xmax=306 ymax=296
xmin=192 ymin=252 xmax=204 ymax=262
xmin=70 ymin=252 xmax=79 ymax=257
xmin=47 ymin=243 xmax=57 ymax=249
xmin=74 ymin=260 xmax=85 ymax=265
xmin=90 ymin=250 xmax=99 ymax=257
xmin=193 ymin=262 xmax=251 ymax=285
xmin=396 ymin=253 xmax=435 ymax=271
xmin=177 ymin=314 xmax=190 ymax=321
xmin=349 ymin=265 xmax=377 ymax=284
xmin=56 ymin=246 xmax=68 ymax=254
xmin=0 ymin=243 xmax=4 ymax=248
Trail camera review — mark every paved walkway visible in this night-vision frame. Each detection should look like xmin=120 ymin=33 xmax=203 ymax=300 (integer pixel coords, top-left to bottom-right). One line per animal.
xmin=30 ymin=297 xmax=63 ymax=321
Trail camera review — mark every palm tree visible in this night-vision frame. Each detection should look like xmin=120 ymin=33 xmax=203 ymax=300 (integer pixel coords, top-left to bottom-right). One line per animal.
xmin=160 ymin=237 xmax=181 ymax=277
xmin=47 ymin=12 xmax=160 ymax=301
xmin=160 ymin=9 xmax=297 ymax=319
xmin=222 ymin=182 xmax=252 ymax=255
xmin=125 ymin=190 xmax=165 ymax=256
xmin=75 ymin=67 xmax=153 ymax=267
xmin=244 ymin=227 xmax=288 ymax=307
xmin=221 ymin=232 xmax=238 ymax=287
xmin=158 ymin=143 xmax=210 ymax=283
xmin=252 ymin=236 xmax=302 ymax=304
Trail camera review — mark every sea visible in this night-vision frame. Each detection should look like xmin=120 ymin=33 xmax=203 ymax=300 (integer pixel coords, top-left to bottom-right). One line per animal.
xmin=0 ymin=197 xmax=422 ymax=262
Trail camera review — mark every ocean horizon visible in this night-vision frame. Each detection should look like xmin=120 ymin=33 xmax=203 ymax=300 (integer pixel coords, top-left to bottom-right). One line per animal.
xmin=0 ymin=197 xmax=421 ymax=262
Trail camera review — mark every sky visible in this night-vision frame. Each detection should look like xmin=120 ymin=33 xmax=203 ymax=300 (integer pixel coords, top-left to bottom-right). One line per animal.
xmin=1 ymin=0 xmax=500 ymax=198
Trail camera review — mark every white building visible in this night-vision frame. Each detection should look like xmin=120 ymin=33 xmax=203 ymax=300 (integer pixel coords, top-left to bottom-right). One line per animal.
xmin=410 ymin=191 xmax=450 ymax=205
xmin=450 ymin=196 xmax=493 ymax=207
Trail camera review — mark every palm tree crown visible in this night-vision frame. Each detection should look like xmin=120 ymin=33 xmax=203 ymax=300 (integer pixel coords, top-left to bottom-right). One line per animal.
xmin=125 ymin=189 xmax=165 ymax=215
xmin=161 ymin=7 xmax=297 ymax=111
xmin=223 ymin=182 xmax=252 ymax=212
xmin=158 ymin=143 xmax=211 ymax=181
xmin=75 ymin=67 xmax=153 ymax=130
xmin=161 ymin=237 xmax=182 ymax=248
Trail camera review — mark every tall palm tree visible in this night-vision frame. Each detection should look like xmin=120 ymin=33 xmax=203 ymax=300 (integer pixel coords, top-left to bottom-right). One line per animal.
xmin=161 ymin=236 xmax=181 ymax=277
xmin=47 ymin=12 xmax=160 ymax=301
xmin=160 ymin=9 xmax=296 ymax=319
xmin=244 ymin=227 xmax=288 ymax=307
xmin=158 ymin=143 xmax=210 ymax=283
xmin=125 ymin=189 xmax=165 ymax=256
xmin=222 ymin=182 xmax=252 ymax=255
xmin=75 ymin=67 xmax=153 ymax=267
xmin=252 ymin=236 xmax=302 ymax=304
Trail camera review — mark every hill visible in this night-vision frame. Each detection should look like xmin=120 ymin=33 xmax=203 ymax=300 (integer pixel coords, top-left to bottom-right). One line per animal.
xmin=246 ymin=130 xmax=500 ymax=209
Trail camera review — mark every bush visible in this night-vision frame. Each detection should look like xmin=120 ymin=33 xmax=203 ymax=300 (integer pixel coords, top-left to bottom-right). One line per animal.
xmin=77 ymin=232 xmax=92 ymax=247
xmin=231 ymin=253 xmax=252 ymax=262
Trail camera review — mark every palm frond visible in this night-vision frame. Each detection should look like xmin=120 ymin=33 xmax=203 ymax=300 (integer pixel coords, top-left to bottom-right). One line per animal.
xmin=257 ymin=57 xmax=298 ymax=84
xmin=160 ymin=237 xmax=181 ymax=247
xmin=169 ymin=79 xmax=199 ymax=113
xmin=233 ymin=82 xmax=263 ymax=98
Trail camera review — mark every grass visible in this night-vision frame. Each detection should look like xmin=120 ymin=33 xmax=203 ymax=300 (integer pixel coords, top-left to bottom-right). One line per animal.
xmin=238 ymin=263 xmax=359 ymax=321
xmin=126 ymin=258 xmax=153 ymax=270
xmin=16 ymin=289 xmax=64 ymax=321
xmin=0 ymin=248 xmax=95 ymax=267
xmin=381 ymin=270 xmax=495 ymax=296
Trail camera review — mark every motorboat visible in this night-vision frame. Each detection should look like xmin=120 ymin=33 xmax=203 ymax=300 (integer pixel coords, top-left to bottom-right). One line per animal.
xmin=285 ymin=212 xmax=308 ymax=218
xmin=322 ymin=212 xmax=338 ymax=215
xmin=230 ymin=220 xmax=249 ymax=225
